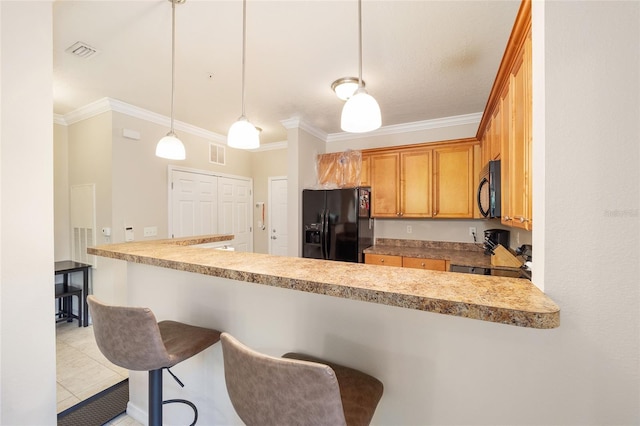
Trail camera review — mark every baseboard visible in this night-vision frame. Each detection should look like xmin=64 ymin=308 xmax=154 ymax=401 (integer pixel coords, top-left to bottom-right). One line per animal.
xmin=126 ymin=400 xmax=147 ymax=424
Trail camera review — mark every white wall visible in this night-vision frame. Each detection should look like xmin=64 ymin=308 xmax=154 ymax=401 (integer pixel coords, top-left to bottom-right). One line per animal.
xmin=250 ymin=148 xmax=287 ymax=254
xmin=0 ymin=2 xmax=57 ymax=424
xmin=111 ymin=111 xmax=253 ymax=244
xmin=68 ymin=112 xmax=113 ymax=245
xmin=54 ymin=123 xmax=71 ymax=260
xmin=539 ymin=0 xmax=638 ymax=422
xmin=285 ymin=123 xmax=326 ymax=256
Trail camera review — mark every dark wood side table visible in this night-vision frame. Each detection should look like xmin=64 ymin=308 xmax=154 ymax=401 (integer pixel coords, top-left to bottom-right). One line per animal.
xmin=55 ymin=260 xmax=91 ymax=327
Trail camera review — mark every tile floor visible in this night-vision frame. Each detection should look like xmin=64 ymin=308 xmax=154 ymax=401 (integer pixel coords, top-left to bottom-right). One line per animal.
xmin=56 ymin=321 xmax=142 ymax=425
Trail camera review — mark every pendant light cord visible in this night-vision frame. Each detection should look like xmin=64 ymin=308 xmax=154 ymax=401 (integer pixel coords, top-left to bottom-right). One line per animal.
xmin=170 ymin=0 xmax=177 ymax=134
xmin=241 ymin=0 xmax=247 ymax=118
xmin=358 ymin=0 xmax=363 ymax=88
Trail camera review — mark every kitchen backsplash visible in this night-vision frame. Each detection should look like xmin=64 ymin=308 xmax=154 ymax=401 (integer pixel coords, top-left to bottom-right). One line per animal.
xmin=374 ymin=238 xmax=484 ymax=252
xmin=374 ymin=218 xmax=532 ymax=249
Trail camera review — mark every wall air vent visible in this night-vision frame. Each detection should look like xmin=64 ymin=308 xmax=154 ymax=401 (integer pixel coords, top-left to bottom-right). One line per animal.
xmin=210 ymin=143 xmax=226 ymax=165
xmin=65 ymin=41 xmax=99 ymax=59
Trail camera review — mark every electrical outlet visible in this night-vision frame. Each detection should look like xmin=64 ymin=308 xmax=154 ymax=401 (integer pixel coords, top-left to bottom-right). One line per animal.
xmin=468 ymin=227 xmax=476 ymax=236
xmin=144 ymin=226 xmax=158 ymax=237
xmin=406 ymin=225 xmax=412 ymax=234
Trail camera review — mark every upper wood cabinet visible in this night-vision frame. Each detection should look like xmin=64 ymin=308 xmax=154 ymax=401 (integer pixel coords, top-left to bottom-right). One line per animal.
xmin=433 ymin=143 xmax=475 ymax=218
xmin=370 ymin=150 xmax=432 ymax=218
xmin=370 ymin=152 xmax=400 ymax=217
xmin=477 ymin=0 xmax=532 ymax=230
xmin=401 ymin=150 xmax=432 ymax=218
xmin=366 ymin=139 xmax=478 ymax=219
xmin=504 ymin=32 xmax=532 ymax=230
xmin=360 ymin=154 xmax=371 ymax=187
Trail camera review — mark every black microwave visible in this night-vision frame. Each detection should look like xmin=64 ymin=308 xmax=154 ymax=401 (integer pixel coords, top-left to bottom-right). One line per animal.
xmin=477 ymin=160 xmax=501 ymax=218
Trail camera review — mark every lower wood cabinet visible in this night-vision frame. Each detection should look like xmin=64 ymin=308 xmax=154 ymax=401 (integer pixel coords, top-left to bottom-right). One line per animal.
xmin=402 ymin=257 xmax=449 ymax=271
xmin=365 ymin=254 xmax=448 ymax=271
xmin=364 ymin=254 xmax=403 ymax=267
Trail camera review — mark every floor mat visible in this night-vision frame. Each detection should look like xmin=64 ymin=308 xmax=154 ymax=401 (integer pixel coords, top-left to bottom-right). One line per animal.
xmin=57 ymin=379 xmax=128 ymax=426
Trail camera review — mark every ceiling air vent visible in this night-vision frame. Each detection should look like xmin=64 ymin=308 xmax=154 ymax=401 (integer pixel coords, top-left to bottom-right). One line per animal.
xmin=65 ymin=41 xmax=98 ymax=59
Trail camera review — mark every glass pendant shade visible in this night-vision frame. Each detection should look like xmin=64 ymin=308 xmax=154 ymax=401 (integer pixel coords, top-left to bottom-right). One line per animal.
xmin=156 ymin=132 xmax=186 ymax=160
xmin=227 ymin=117 xmax=260 ymax=149
xmin=340 ymin=87 xmax=382 ymax=133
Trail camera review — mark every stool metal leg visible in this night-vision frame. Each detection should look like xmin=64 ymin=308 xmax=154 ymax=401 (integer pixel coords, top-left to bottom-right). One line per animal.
xmin=76 ymin=293 xmax=82 ymax=327
xmin=149 ymin=369 xmax=163 ymax=426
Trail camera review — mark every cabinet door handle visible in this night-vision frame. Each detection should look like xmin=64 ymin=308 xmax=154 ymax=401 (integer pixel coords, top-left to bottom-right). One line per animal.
xmin=421 ymin=262 xmax=425 ymax=267
xmin=380 ymin=258 xmax=384 ymax=263
xmin=515 ymin=216 xmax=530 ymax=223
xmin=503 ymin=216 xmax=512 ymax=221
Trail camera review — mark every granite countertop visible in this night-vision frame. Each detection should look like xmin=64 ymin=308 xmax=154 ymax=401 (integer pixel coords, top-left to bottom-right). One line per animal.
xmin=88 ymin=235 xmax=559 ymax=329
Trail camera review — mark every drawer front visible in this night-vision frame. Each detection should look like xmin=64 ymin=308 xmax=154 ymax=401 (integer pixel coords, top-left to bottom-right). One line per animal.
xmin=365 ymin=254 xmax=403 ymax=267
xmin=402 ymin=257 xmax=448 ymax=271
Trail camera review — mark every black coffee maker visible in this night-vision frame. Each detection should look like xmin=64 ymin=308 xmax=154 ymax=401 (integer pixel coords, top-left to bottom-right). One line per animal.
xmin=484 ymin=229 xmax=510 ymax=254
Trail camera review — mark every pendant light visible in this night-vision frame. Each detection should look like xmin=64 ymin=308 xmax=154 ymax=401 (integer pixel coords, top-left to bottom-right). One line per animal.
xmin=340 ymin=0 xmax=381 ymax=133
xmin=331 ymin=76 xmax=363 ymax=101
xmin=156 ymin=0 xmax=186 ymax=160
xmin=227 ymin=0 xmax=260 ymax=150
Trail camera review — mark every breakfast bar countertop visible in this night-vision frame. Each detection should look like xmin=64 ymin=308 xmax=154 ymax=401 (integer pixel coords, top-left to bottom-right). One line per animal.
xmin=88 ymin=235 xmax=559 ymax=329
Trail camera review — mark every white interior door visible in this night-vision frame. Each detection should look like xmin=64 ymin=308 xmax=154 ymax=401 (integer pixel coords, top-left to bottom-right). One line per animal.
xmin=171 ymin=170 xmax=218 ymax=238
xmin=218 ymin=176 xmax=253 ymax=252
xmin=268 ymin=177 xmax=288 ymax=256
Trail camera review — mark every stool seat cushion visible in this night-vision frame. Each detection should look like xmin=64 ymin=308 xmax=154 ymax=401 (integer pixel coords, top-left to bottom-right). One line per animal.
xmin=283 ymin=352 xmax=384 ymax=426
xmin=158 ymin=320 xmax=221 ymax=368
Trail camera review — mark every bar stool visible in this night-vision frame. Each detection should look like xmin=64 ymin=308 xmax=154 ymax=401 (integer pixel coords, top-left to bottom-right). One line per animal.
xmin=220 ymin=332 xmax=384 ymax=426
xmin=87 ymin=295 xmax=221 ymax=426
xmin=54 ymin=283 xmax=83 ymax=326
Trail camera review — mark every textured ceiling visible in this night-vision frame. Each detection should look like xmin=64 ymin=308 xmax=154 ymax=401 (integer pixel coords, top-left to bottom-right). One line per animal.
xmin=53 ymin=0 xmax=521 ymax=144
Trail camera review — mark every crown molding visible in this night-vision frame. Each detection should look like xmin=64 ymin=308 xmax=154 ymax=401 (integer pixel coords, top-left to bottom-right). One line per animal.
xmin=54 ymin=97 xmax=228 ymax=144
xmin=59 ymin=98 xmax=112 ymax=125
xmin=280 ymin=117 xmax=328 ymax=142
xmin=279 ymin=117 xmax=301 ymax=130
xmin=326 ymin=112 xmax=482 ymax=143
xmin=55 ymin=98 xmax=480 ymax=148
xmin=252 ymin=141 xmax=288 ymax=152
xmin=53 ymin=114 xmax=66 ymax=125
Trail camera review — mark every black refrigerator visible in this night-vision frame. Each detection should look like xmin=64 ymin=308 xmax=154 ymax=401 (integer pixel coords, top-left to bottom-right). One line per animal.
xmin=302 ymin=187 xmax=374 ymax=263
